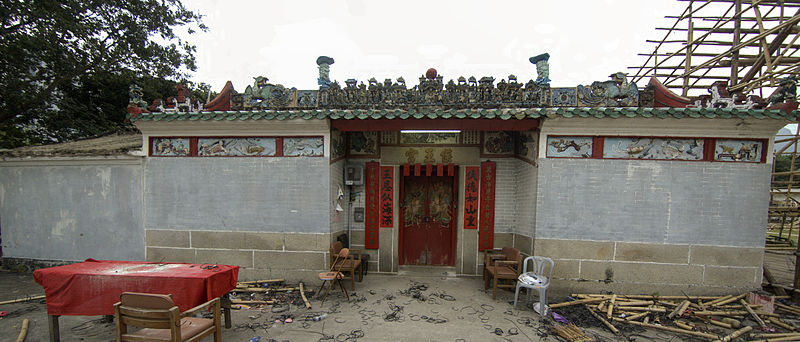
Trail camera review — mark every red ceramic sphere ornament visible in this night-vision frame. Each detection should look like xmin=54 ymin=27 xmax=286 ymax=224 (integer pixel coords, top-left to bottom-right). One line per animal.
xmin=425 ymin=68 xmax=437 ymax=80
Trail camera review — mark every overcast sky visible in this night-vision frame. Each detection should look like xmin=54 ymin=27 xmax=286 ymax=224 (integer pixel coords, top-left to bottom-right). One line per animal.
xmin=183 ymin=0 xmax=687 ymax=92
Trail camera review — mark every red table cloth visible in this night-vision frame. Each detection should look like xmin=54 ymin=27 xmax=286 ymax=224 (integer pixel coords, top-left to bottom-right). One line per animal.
xmin=33 ymin=259 xmax=239 ymax=316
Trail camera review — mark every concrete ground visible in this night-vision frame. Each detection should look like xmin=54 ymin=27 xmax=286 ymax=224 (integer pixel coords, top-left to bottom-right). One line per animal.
xmin=0 ymin=268 xmax=682 ymax=342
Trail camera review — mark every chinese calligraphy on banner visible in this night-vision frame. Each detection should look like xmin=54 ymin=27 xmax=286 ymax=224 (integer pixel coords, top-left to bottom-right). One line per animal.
xmin=463 ymin=166 xmax=480 ymax=229
xmin=380 ymin=166 xmax=394 ymax=228
xmin=479 ymin=162 xmax=496 ymax=251
xmin=365 ymin=162 xmax=380 ymax=249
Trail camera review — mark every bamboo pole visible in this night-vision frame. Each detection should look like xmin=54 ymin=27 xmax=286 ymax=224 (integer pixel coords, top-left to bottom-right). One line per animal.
xmin=713 ymin=293 xmax=746 ymax=307
xmin=706 ymin=319 xmax=733 ymax=329
xmin=237 ymin=279 xmax=285 ymax=285
xmin=549 ymin=297 xmax=607 ymax=309
xmin=740 ymin=298 xmax=768 ymax=328
xmin=624 ymin=311 xmax=649 ymax=321
xmin=606 ymin=294 xmax=616 ymax=320
xmin=0 ymin=295 xmax=45 ymax=305
xmin=231 ymin=287 xmax=299 ymax=292
xmin=585 ymin=305 xmax=619 ymax=334
xmin=15 ymin=318 xmax=29 ymax=342
xmin=231 ymin=300 xmax=274 ymax=304
xmin=750 ymin=336 xmax=800 ymax=342
xmin=751 ymin=332 xmax=800 ymax=338
xmin=612 ymin=317 xmax=719 ymax=340
xmin=572 ymin=294 xmax=721 ymax=300
xmin=714 ymin=325 xmax=752 ymax=342
xmin=299 ymin=282 xmax=311 ymax=310
xmin=769 ymin=317 xmax=796 ymax=331
xmin=669 ymin=300 xmax=690 ymax=319
xmin=704 ymin=295 xmax=733 ymax=307
xmin=674 ymin=320 xmax=694 ymax=331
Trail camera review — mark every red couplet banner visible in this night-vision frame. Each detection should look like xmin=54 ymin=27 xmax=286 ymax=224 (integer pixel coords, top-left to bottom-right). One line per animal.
xmin=463 ymin=166 xmax=480 ymax=229
xmin=379 ymin=166 xmax=394 ymax=228
xmin=479 ymin=161 xmax=496 ymax=251
xmin=365 ymin=162 xmax=380 ymax=249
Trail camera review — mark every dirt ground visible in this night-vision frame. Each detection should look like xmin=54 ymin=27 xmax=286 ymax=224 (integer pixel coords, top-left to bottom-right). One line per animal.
xmin=0 ymin=268 xmax=695 ymax=342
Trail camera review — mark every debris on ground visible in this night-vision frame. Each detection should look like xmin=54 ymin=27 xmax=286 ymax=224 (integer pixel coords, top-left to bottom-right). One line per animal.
xmin=551 ymin=291 xmax=800 ymax=341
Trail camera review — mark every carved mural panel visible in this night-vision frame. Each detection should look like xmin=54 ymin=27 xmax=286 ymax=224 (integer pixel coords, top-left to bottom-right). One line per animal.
xmin=603 ymin=138 xmax=703 ymax=160
xmin=151 ymin=138 xmax=190 ymax=156
xmin=546 ymin=136 xmax=593 ymax=158
xmin=284 ymin=137 xmax=324 ymax=156
xmin=714 ymin=139 xmax=763 ymax=162
xmin=198 ymin=138 xmax=276 ymax=156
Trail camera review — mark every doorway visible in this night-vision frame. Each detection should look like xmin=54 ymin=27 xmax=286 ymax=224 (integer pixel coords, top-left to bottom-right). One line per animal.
xmin=399 ymin=174 xmax=457 ymax=266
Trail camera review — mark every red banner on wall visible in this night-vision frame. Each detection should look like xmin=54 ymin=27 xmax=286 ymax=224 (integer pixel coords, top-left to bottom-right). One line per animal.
xmin=479 ymin=161 xmax=496 ymax=251
xmin=380 ymin=166 xmax=394 ymax=228
xmin=365 ymin=162 xmax=380 ymax=249
xmin=463 ymin=166 xmax=480 ymax=229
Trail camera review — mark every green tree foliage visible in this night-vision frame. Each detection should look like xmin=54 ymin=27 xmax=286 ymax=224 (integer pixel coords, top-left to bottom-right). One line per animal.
xmin=0 ymin=0 xmax=206 ymax=148
xmin=773 ymin=154 xmax=800 ymax=187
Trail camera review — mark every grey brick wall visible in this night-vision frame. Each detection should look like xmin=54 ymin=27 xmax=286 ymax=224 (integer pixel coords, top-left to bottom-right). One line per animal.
xmin=514 ymin=160 xmax=537 ymax=237
xmin=145 ymin=157 xmax=329 ymax=233
xmin=493 ymin=159 xmax=516 ymax=233
xmin=0 ymin=163 xmax=145 ymax=261
xmin=535 ymin=159 xmax=770 ymax=247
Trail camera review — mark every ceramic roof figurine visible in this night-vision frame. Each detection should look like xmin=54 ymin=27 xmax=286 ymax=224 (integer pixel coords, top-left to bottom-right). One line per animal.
xmin=529 ymin=53 xmax=551 ymax=86
xmin=317 ymin=56 xmax=335 ymax=89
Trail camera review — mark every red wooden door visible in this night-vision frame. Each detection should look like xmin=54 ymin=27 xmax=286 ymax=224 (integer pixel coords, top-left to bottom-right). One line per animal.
xmin=400 ymin=175 xmax=455 ymax=266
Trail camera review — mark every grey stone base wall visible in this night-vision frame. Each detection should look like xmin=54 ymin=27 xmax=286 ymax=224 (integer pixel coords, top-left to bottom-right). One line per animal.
xmin=534 ymin=238 xmax=763 ymax=295
xmin=2 ymin=257 xmax=74 ymax=273
xmin=146 ymin=230 xmax=330 ymax=283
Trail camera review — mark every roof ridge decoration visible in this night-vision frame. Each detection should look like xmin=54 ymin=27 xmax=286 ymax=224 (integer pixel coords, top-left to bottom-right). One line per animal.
xmin=126 ymin=55 xmax=800 ymax=122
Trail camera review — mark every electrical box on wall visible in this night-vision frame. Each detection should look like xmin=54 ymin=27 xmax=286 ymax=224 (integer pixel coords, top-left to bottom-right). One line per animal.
xmin=344 ymin=165 xmax=363 ymax=185
xmin=353 ymin=207 xmax=365 ymax=222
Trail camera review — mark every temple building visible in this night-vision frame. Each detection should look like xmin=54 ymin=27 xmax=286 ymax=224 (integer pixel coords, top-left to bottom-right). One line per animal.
xmin=1 ymin=55 xmax=796 ymax=295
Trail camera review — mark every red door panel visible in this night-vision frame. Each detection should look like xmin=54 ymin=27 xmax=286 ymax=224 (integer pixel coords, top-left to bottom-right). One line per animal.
xmin=427 ymin=177 xmax=454 ymax=265
xmin=401 ymin=175 xmax=456 ymax=266
xmin=402 ymin=177 xmax=428 ymax=265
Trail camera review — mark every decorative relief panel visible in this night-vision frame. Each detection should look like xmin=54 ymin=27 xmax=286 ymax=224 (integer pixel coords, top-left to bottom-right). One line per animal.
xmin=331 ymin=129 xmax=346 ymax=161
xmin=482 ymin=131 xmax=514 ymax=156
xmin=284 ymin=137 xmax=323 ymax=156
xmin=551 ymin=88 xmax=577 ymax=106
xmin=546 ymin=136 xmax=593 ymax=158
xmin=198 ymin=138 xmax=276 ymax=156
xmin=348 ymin=131 xmax=379 ymax=157
xmin=462 ymin=131 xmax=480 ymax=145
xmin=400 ymin=132 xmax=459 ymax=145
xmin=381 ymin=131 xmax=398 ymax=145
xmin=516 ymin=131 xmax=538 ymax=162
xmin=715 ymin=139 xmax=763 ymax=162
xmin=151 ymin=138 xmax=190 ymax=156
xmin=603 ymin=138 xmax=703 ymax=160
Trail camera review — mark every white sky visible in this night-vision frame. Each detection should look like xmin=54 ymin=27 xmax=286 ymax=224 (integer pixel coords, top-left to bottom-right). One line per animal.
xmin=183 ymin=0 xmax=688 ymax=92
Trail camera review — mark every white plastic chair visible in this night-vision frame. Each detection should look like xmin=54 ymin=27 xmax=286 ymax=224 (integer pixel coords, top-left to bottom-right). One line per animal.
xmin=514 ymin=256 xmax=554 ymax=315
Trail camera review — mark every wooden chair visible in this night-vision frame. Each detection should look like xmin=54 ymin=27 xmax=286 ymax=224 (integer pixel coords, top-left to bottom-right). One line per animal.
xmin=114 ymin=292 xmax=221 ymax=342
xmin=483 ymin=247 xmax=522 ymax=299
xmin=330 ymin=241 xmax=362 ymax=290
xmin=317 ymin=247 xmax=350 ymax=305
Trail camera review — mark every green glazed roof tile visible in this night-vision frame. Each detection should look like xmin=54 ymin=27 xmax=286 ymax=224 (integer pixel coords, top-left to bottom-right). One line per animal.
xmin=129 ymin=106 xmax=798 ymax=122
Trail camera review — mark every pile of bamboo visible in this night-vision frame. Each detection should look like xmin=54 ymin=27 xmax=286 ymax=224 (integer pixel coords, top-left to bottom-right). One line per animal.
xmin=551 ymin=323 xmax=592 ymax=342
xmin=550 ymin=293 xmax=800 ymax=341
xmin=230 ymin=278 xmax=312 ymax=309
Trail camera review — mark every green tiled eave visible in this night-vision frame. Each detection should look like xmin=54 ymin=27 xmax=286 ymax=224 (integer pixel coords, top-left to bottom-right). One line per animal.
xmin=127 ymin=108 xmax=799 ymax=122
